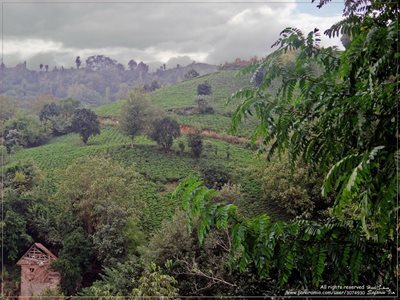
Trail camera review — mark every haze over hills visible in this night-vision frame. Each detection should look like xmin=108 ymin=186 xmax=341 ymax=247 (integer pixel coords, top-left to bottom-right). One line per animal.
xmin=0 ymin=55 xmax=219 ymax=107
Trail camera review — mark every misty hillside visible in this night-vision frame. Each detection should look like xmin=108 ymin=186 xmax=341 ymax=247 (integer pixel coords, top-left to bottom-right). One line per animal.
xmin=0 ymin=56 xmax=218 ymax=107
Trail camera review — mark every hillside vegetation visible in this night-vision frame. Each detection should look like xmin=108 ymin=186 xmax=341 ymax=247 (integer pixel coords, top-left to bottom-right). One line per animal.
xmin=0 ymin=57 xmax=218 ymax=107
xmin=95 ymin=70 xmax=257 ymax=137
xmin=3 ymin=69 xmax=270 ymax=255
xmin=8 ymin=69 xmax=260 ymax=189
xmin=10 ymin=126 xmax=258 ymax=185
xmin=1 ymin=1 xmax=397 ymax=298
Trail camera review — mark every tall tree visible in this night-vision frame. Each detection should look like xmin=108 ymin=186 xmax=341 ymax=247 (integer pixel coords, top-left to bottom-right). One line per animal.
xmin=120 ymin=89 xmax=155 ymax=145
xmin=52 ymin=228 xmax=92 ymax=295
xmin=71 ymin=108 xmax=100 ymax=144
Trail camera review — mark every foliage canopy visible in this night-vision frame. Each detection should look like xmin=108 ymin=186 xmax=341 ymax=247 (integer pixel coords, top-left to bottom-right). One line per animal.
xmin=71 ymin=108 xmax=100 ymax=144
xmin=120 ymin=89 xmax=155 ymax=144
xmin=174 ymin=0 xmax=398 ymax=293
xmin=230 ymin=0 xmax=398 ymax=243
xmin=150 ymin=117 xmax=181 ymax=152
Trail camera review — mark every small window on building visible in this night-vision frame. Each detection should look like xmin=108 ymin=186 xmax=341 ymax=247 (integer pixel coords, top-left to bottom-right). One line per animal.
xmin=29 ymin=268 xmax=35 ymax=272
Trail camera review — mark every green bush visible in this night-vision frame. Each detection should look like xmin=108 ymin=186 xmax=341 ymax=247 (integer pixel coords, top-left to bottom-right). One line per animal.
xmin=3 ymin=159 xmax=42 ymax=194
xmin=256 ymin=157 xmax=331 ymax=219
xmin=131 ymin=262 xmax=178 ymax=298
xmin=149 ymin=117 xmax=180 ymax=152
xmin=200 ymin=164 xmax=232 ymax=190
xmin=4 ymin=113 xmax=49 ymax=152
xmin=197 ymin=81 xmax=212 ymax=96
xmin=187 ymin=133 xmax=203 ymax=158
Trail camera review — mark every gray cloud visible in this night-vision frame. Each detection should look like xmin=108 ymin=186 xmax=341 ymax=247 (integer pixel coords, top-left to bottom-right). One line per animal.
xmin=1 ymin=1 xmax=342 ymax=69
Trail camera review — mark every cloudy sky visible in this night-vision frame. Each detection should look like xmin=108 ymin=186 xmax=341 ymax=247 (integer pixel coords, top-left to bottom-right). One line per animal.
xmin=1 ymin=0 xmax=344 ymax=70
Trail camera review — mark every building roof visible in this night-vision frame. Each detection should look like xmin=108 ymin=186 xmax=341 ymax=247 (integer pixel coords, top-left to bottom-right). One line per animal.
xmin=16 ymin=243 xmax=58 ymax=266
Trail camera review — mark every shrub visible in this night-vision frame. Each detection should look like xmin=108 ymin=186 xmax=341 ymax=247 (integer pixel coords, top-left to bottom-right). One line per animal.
xmin=150 ymin=117 xmax=180 ymax=152
xmin=3 ymin=114 xmax=49 ymax=152
xmin=196 ymin=98 xmax=214 ymax=114
xmin=36 ymin=288 xmax=65 ymax=300
xmin=184 ymin=69 xmax=199 ymax=80
xmin=212 ymin=183 xmax=243 ymax=204
xmin=131 ymin=262 xmax=178 ymax=298
xmin=200 ymin=164 xmax=232 ymax=190
xmin=257 ymin=157 xmax=330 ymax=219
xmin=143 ymin=209 xmax=263 ymax=296
xmin=0 ymin=145 xmax=8 ymax=166
xmin=3 ymin=159 xmax=42 ymax=194
xmin=197 ymin=81 xmax=212 ymax=96
xmin=79 ymin=258 xmax=143 ymax=298
xmin=187 ymin=133 xmax=203 ymax=158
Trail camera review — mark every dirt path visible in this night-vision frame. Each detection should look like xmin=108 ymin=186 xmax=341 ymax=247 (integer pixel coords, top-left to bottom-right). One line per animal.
xmin=98 ymin=116 xmax=249 ymax=145
xmin=98 ymin=116 xmax=119 ymax=126
xmin=179 ymin=124 xmax=248 ymax=144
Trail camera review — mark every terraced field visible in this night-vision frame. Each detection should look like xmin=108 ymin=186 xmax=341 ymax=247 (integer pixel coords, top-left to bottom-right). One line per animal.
xmin=10 ymin=126 xmax=260 ymax=185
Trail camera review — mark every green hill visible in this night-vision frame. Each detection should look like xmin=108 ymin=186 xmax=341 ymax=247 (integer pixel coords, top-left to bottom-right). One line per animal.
xmin=10 ymin=70 xmax=259 ymax=182
xmin=7 ymin=69 xmax=264 ymax=232
xmin=9 ymin=69 xmax=263 ymax=191
xmin=10 ymin=125 xmax=258 ymax=184
xmin=95 ymin=70 xmax=257 ymax=137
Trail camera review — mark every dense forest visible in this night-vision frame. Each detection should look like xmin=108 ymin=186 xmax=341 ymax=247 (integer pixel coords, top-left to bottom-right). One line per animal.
xmin=0 ymin=0 xmax=398 ymax=299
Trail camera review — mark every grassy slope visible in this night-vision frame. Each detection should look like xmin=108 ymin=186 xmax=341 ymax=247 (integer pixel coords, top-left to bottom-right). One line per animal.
xmin=9 ymin=70 xmax=266 ymax=230
xmin=94 ymin=70 xmax=257 ymax=137
xmin=10 ymin=126 xmax=259 ymax=185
